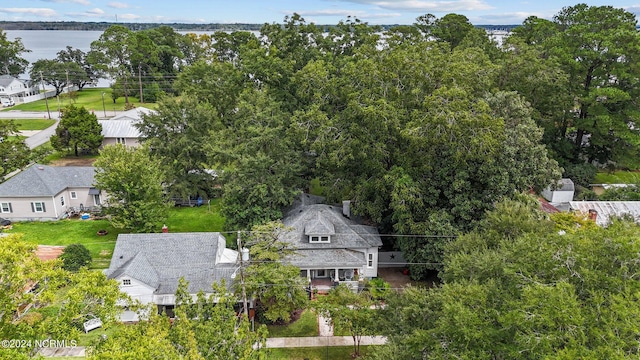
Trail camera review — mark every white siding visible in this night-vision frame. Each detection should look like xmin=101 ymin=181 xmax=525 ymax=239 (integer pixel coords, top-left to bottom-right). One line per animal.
xmin=116 ymin=276 xmax=154 ymax=305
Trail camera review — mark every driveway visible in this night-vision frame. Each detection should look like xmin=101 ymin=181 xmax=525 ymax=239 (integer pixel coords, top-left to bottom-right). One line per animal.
xmin=24 ymin=119 xmax=59 ymax=149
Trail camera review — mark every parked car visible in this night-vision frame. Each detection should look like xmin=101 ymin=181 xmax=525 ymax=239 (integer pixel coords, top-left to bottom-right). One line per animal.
xmin=0 ymin=98 xmax=15 ymax=107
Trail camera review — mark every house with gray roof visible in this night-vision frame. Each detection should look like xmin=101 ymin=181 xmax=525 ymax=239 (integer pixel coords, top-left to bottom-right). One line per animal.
xmin=280 ymin=194 xmax=383 ymax=290
xmin=105 ymin=232 xmax=238 ymax=320
xmin=0 ymin=164 xmax=103 ymax=220
xmin=98 ymin=106 xmax=155 ymax=148
xmin=0 ymin=75 xmax=39 ymax=105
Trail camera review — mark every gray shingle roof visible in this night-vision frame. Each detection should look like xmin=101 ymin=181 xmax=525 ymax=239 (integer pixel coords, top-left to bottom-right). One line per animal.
xmin=286 ymin=249 xmax=366 ymax=268
xmin=0 ymin=75 xmax=19 ymax=87
xmin=98 ymin=119 xmax=141 ymax=138
xmin=281 ymin=201 xmax=383 ymax=250
xmin=106 ymin=232 xmax=237 ymax=295
xmin=0 ymin=164 xmax=96 ymax=197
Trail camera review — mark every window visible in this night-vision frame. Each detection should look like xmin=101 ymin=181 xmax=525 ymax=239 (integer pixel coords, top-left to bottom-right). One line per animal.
xmin=1 ymin=202 xmax=12 ymax=213
xmin=60 ymin=196 xmax=65 ymax=206
xmin=70 ymin=191 xmax=77 ymax=199
xmin=116 ymin=137 xmax=126 ymax=145
xmin=122 ymin=279 xmax=131 ymax=286
xmin=31 ymin=202 xmax=45 ymax=213
xmin=94 ymin=194 xmax=101 ymax=206
xmin=368 ymin=253 xmax=374 ymax=268
xmin=309 ymin=235 xmax=330 ymax=243
xmin=316 ymin=270 xmax=326 ymax=277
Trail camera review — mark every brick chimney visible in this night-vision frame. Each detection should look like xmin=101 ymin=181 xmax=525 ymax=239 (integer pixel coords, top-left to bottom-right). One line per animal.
xmin=588 ymin=209 xmax=598 ymax=222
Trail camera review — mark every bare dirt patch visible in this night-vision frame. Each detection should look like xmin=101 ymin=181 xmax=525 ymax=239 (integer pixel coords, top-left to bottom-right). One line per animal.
xmin=377 ymin=267 xmax=439 ymax=290
xmin=49 ymin=157 xmax=97 ymax=166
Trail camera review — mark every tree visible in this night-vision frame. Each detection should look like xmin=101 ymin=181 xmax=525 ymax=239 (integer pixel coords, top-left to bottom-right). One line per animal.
xmin=50 ymin=105 xmax=103 ymax=156
xmin=238 ymin=222 xmax=308 ymax=323
xmin=60 ymin=244 xmax=91 ymax=272
xmin=0 ymin=29 xmax=29 ymax=76
xmin=0 ymin=234 xmax=124 ymax=359
xmin=136 ymin=96 xmax=221 ymax=200
xmin=93 ymin=144 xmax=170 ymax=232
xmin=88 ymin=25 xmax=134 ymax=104
xmin=29 ymin=59 xmax=86 ymax=96
xmin=376 ymin=197 xmax=640 ymax=359
xmin=56 ymin=46 xmax=99 ymax=90
xmin=0 ymin=120 xmax=30 ymax=178
xmin=315 ymin=284 xmax=378 ymax=357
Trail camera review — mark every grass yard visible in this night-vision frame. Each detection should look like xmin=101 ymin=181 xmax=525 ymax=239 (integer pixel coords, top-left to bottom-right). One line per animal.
xmin=77 ymin=323 xmax=129 ymax=347
xmin=1 ymin=118 xmax=56 ymax=130
xmin=594 ymin=171 xmax=640 ymax=184
xmin=5 ymin=203 xmax=226 ymax=269
xmin=266 ymin=309 xmax=319 ymax=337
xmin=1 ymin=88 xmax=157 ymax=113
xmin=266 ymin=345 xmax=373 ymax=359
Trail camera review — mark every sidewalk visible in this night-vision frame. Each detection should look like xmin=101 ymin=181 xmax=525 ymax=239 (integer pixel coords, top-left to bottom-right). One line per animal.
xmin=265 ymin=335 xmax=387 ymax=348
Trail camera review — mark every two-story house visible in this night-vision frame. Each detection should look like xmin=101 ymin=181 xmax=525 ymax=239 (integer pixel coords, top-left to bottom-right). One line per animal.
xmin=280 ymin=195 xmax=382 ymax=291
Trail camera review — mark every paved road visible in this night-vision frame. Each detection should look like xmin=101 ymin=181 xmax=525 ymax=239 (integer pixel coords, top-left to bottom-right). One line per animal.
xmin=0 ymin=110 xmax=61 ymax=119
xmin=24 ymin=119 xmax=59 ymax=149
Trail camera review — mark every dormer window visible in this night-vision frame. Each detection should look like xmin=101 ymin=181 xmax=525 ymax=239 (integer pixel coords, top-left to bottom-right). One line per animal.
xmin=310 ymin=235 xmax=331 ymax=243
xmin=305 ymin=212 xmax=334 ymax=244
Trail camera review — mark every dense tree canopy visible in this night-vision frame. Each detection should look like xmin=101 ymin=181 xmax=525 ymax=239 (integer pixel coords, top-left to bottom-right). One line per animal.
xmin=0 ymin=120 xmax=30 ymax=178
xmin=376 ymin=196 xmax=640 ymax=359
xmin=93 ymin=144 xmax=170 ymax=232
xmin=0 ymin=29 xmax=29 ymax=76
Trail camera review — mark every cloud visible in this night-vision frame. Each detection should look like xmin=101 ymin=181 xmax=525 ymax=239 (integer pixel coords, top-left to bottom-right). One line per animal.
xmin=472 ymin=11 xmax=546 ymax=24
xmin=330 ymin=0 xmax=492 ymax=12
xmin=0 ymin=8 xmax=57 ymax=17
xmin=286 ymin=8 xmax=401 ymax=20
xmin=624 ymin=5 xmax=640 ymax=15
xmin=41 ymin=0 xmax=90 ymax=5
xmin=86 ymin=7 xmax=104 ymax=15
xmin=118 ymin=13 xmax=141 ymax=20
xmin=107 ymin=2 xmax=130 ymax=9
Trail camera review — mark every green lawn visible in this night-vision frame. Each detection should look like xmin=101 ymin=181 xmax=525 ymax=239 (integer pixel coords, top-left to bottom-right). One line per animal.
xmin=594 ymin=171 xmax=640 ymax=184
xmin=1 ymin=88 xmax=157 ymax=113
xmin=77 ymin=323 xmax=128 ymax=347
xmin=1 ymin=118 xmax=56 ymax=130
xmin=266 ymin=345 xmax=373 ymax=359
xmin=266 ymin=309 xmax=319 ymax=337
xmin=5 ymin=203 xmax=225 ymax=269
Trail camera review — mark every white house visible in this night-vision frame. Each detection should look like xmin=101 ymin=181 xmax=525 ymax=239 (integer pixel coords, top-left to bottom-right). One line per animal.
xmin=0 ymin=75 xmax=39 ymax=105
xmin=280 ymin=195 xmax=383 ymax=292
xmin=98 ymin=107 xmax=156 ymax=148
xmin=105 ymin=232 xmax=238 ymax=321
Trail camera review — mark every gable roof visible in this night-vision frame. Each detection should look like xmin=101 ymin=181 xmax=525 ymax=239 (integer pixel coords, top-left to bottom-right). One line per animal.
xmin=281 ymin=198 xmax=382 ymax=250
xmin=99 ymin=119 xmax=141 ymax=138
xmin=0 ymin=164 xmax=96 ymax=197
xmin=105 ymin=232 xmax=238 ymax=295
xmin=0 ymin=75 xmax=22 ymax=88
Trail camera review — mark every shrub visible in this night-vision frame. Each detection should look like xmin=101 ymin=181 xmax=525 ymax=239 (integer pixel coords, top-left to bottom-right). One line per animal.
xmin=60 ymin=243 xmax=92 ymax=271
xmin=366 ymin=278 xmax=391 ymax=300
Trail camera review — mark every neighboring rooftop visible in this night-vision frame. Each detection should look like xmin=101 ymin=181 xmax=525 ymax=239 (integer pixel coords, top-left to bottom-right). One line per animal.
xmin=570 ymin=201 xmax=640 ymax=227
xmin=98 ymin=119 xmax=141 ymax=138
xmin=0 ymin=164 xmax=96 ymax=197
xmin=110 ymin=106 xmax=155 ymax=121
xmin=105 ymin=232 xmax=238 ymax=295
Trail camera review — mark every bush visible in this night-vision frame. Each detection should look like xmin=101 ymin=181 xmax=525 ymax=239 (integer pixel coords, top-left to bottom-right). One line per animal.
xmin=365 ymin=278 xmax=391 ymax=300
xmin=60 ymin=243 xmax=92 ymax=271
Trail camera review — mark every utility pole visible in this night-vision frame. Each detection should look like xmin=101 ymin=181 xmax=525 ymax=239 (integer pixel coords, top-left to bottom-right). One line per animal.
xmin=40 ymin=72 xmax=51 ymax=119
xmin=138 ymin=64 xmax=144 ymax=103
xmin=65 ymin=69 xmax=70 ymax=94
xmin=237 ymin=231 xmax=249 ymax=318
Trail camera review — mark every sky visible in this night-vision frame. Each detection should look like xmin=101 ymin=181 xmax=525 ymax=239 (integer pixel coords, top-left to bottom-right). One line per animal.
xmin=1 ymin=1 xmax=639 ymax=25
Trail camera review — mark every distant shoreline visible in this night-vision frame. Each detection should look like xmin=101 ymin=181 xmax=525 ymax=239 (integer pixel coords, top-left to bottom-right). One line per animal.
xmin=0 ymin=21 xmax=520 ymax=32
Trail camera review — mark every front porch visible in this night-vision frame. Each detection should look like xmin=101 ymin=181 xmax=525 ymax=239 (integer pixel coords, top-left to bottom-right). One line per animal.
xmin=303 ymin=269 xmax=361 ymax=293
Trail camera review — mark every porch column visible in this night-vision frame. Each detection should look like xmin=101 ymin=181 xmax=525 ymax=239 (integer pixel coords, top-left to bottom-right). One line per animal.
xmin=334 ymin=268 xmax=340 ymax=282
xmin=306 ymin=269 xmax=311 ymax=282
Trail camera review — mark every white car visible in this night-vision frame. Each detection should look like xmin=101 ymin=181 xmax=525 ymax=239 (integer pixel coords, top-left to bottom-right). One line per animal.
xmin=0 ymin=98 xmax=15 ymax=107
